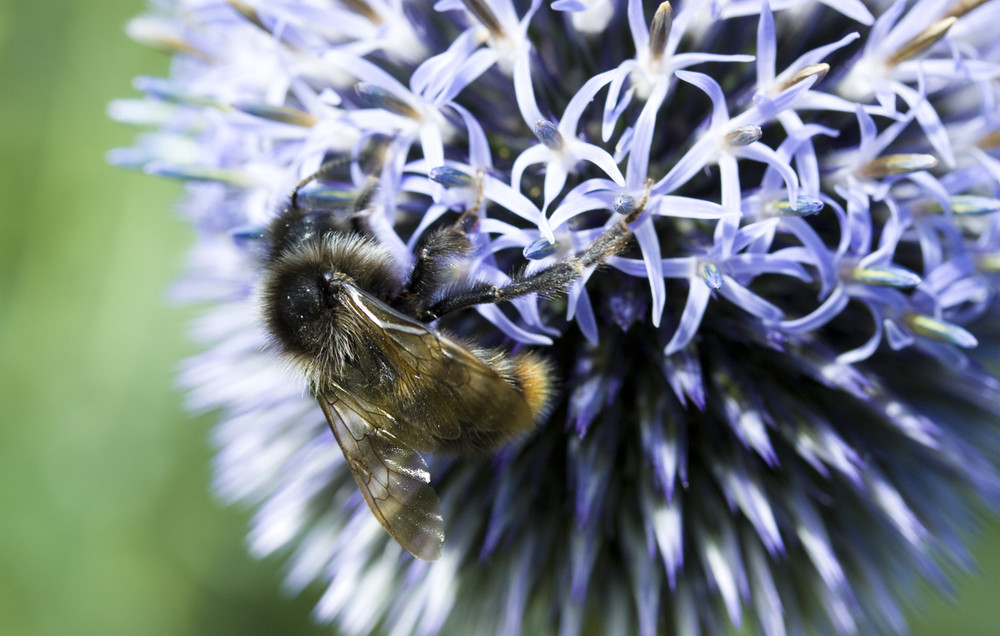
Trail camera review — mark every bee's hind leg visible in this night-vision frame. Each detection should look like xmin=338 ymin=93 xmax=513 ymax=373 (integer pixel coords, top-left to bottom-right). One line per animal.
xmin=423 ymin=182 xmax=650 ymax=320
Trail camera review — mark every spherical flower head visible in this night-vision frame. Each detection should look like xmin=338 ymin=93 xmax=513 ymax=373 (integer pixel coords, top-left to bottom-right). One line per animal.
xmin=111 ymin=0 xmax=1000 ymax=634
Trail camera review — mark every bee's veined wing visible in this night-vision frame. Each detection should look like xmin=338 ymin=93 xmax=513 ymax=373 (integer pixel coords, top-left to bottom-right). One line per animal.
xmin=340 ymin=284 xmax=536 ymax=443
xmin=318 ymin=394 xmax=444 ymax=561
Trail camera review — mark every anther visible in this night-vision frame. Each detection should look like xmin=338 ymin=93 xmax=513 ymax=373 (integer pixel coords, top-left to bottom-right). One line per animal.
xmin=232 ymin=102 xmax=317 ymax=127
xmin=726 ymin=125 xmax=762 ymax=147
xmin=857 ymin=154 xmax=937 ymax=179
xmin=355 ymin=83 xmax=421 ymax=119
xmin=851 ymin=265 xmax=921 ymax=288
xmin=774 ymin=196 xmax=824 ymax=216
xmin=776 ymin=63 xmax=829 ymax=93
xmin=885 ymin=17 xmax=957 ymax=67
xmin=534 ymin=120 xmax=565 ymax=150
xmin=649 ymin=3 xmax=672 ymax=62
xmin=461 ymin=0 xmax=507 ymax=39
xmin=524 ymin=238 xmax=558 ymax=260
xmin=701 ymin=263 xmax=722 ymax=290
xmin=429 ymin=166 xmax=477 ymax=188
xmin=904 ymin=313 xmax=977 ymax=348
xmin=340 ymin=0 xmax=382 ymax=23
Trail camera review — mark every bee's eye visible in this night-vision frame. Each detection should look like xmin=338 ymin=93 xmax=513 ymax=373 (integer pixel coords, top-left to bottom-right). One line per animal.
xmin=264 ymin=265 xmax=344 ymax=357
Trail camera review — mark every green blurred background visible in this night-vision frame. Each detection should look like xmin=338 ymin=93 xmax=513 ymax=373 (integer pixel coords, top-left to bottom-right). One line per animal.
xmin=0 ymin=1 xmax=997 ymax=635
xmin=0 ymin=1 xmax=327 ymax=634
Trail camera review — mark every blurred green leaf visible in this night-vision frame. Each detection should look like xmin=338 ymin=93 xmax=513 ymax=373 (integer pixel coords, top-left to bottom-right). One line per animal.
xmin=0 ymin=2 xmax=327 ymax=635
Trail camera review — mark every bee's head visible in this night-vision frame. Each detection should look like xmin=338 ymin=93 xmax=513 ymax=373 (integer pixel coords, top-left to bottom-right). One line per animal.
xmin=261 ymin=233 xmax=402 ymax=361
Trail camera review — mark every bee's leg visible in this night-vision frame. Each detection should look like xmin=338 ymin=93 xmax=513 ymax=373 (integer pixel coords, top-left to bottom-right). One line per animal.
xmin=423 ymin=203 xmax=643 ymax=321
xmin=403 ymin=219 xmax=477 ymax=314
xmin=289 ymin=158 xmax=353 ymax=211
xmin=401 ymin=173 xmax=486 ymax=316
xmin=290 ymin=138 xmax=389 ymax=210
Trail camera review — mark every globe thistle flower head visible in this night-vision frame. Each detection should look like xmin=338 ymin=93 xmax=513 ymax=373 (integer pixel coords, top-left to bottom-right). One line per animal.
xmin=111 ymin=0 xmax=1000 ymax=634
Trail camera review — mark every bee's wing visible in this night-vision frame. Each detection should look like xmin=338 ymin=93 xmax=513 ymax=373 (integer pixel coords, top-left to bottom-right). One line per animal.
xmin=341 ymin=285 xmax=535 ymax=443
xmin=318 ymin=394 xmax=444 ymax=561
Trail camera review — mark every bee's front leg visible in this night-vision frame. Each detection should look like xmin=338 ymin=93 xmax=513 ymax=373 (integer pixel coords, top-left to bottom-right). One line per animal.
xmin=399 ymin=172 xmax=486 ymax=318
xmin=400 ymin=218 xmax=477 ymax=318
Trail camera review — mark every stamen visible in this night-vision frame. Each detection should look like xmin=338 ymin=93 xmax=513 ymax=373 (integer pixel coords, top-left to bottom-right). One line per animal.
xmin=535 ymin=120 xmax=565 ymax=150
xmin=904 ymin=314 xmax=978 ymax=348
xmin=126 ymin=17 xmax=210 ymax=60
xmin=857 ymin=154 xmax=937 ymax=179
xmin=776 ymin=63 xmax=829 ymax=93
xmin=340 ymin=0 xmax=383 ymax=24
xmin=614 ymin=194 xmax=636 ymax=216
xmin=461 ymin=0 xmax=507 ymax=39
xmin=232 ymin=102 xmax=318 ymax=127
xmin=946 ymin=0 xmax=989 ymax=19
xmin=851 ymin=265 xmax=921 ymax=288
xmin=355 ymin=83 xmax=421 ymax=119
xmin=144 ymin=163 xmax=253 ymax=185
xmin=884 ymin=17 xmax=957 ymax=67
xmin=225 ymin=0 xmax=270 ymax=34
xmin=774 ymin=196 xmax=824 ymax=217
xmin=135 ymin=77 xmax=225 ymax=109
xmin=295 ymin=184 xmax=359 ymax=207
xmin=975 ymin=130 xmax=1000 ymax=149
xmin=649 ymin=3 xmax=673 ymax=62
xmin=429 ymin=166 xmax=477 ymax=188
xmin=975 ymin=253 xmax=1000 ymax=272
xmin=701 ymin=263 xmax=722 ymax=290
xmin=926 ymin=195 xmax=1000 ymax=216
xmin=726 ymin=125 xmax=762 ymax=147
xmin=524 ymin=238 xmax=559 ymax=260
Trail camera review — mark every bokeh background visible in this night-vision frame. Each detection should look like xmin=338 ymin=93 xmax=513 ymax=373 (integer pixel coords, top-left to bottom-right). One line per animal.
xmin=0 ymin=1 xmax=997 ymax=635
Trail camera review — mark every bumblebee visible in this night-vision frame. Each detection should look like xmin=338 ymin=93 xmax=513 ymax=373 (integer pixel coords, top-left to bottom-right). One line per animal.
xmin=260 ymin=161 xmax=642 ymax=560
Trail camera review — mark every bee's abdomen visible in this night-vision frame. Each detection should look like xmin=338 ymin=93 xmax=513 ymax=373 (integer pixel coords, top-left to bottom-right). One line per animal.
xmin=430 ymin=348 xmax=555 ymax=455
xmin=506 ymin=351 xmax=555 ymax=425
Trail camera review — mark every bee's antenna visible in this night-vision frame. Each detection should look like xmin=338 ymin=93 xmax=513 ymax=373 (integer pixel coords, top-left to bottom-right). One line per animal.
xmin=352 ymin=176 xmax=381 ymax=215
xmin=290 ymin=156 xmax=354 ymax=211
xmin=289 ymin=137 xmax=393 ymax=211
xmin=359 ymin=136 xmax=390 ymax=176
